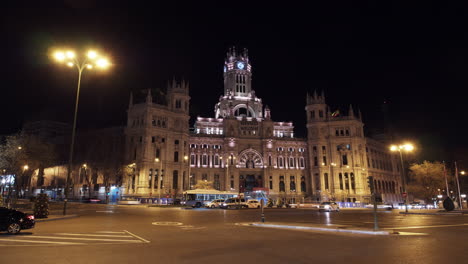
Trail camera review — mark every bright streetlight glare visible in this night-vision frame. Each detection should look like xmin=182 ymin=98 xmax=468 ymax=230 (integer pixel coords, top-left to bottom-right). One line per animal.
xmin=96 ymin=58 xmax=110 ymax=68
xmin=83 ymin=164 xmax=87 ymax=168
xmin=86 ymin=64 xmax=93 ymax=69
xmin=461 ymin=171 xmax=466 ymax=175
xmin=87 ymin=50 xmax=98 ymax=59
xmin=184 ymin=155 xmax=189 ymax=160
xmin=23 ymin=165 xmax=29 ymax=170
xmin=390 ymin=145 xmax=398 ymax=151
xmin=54 ymin=51 xmax=66 ymax=61
xmin=403 ymin=144 xmax=414 ymax=151
xmin=67 ymin=62 xmax=74 ymax=67
xmin=66 ymin=50 xmax=75 ymax=59
xmin=155 ymin=158 xmax=160 ymax=162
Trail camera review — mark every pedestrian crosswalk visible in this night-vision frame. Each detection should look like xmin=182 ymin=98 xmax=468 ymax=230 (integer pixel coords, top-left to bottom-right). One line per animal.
xmin=0 ymin=230 xmax=149 ymax=246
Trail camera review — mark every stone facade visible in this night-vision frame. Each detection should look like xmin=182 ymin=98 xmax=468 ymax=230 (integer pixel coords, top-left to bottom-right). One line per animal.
xmin=124 ymin=48 xmax=403 ymax=205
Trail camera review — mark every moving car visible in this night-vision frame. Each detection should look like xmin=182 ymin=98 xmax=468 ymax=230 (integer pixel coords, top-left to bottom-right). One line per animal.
xmin=0 ymin=207 xmax=35 ymax=234
xmin=205 ymin=199 xmax=225 ymax=208
xmin=220 ymin=198 xmax=248 ymax=209
xmin=318 ymin=202 xmax=340 ymax=212
xmin=246 ymin=199 xmax=261 ymax=208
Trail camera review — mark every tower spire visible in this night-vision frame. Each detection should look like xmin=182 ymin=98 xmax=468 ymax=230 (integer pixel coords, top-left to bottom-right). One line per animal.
xmin=349 ymin=104 xmax=354 ymax=117
xmin=146 ymin=89 xmax=152 ymax=104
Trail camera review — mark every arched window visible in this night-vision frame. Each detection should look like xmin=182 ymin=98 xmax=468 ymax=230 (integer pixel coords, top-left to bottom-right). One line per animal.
xmin=290 ymin=176 xmax=296 ymax=191
xmin=279 ymin=176 xmax=285 ymax=192
xmin=301 ymin=176 xmax=306 ymax=192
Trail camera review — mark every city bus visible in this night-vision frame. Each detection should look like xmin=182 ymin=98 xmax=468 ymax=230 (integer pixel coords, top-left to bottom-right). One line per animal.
xmin=182 ymin=189 xmax=238 ymax=208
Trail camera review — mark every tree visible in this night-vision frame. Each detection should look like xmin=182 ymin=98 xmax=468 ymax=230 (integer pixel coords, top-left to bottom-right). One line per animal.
xmin=0 ymin=133 xmax=57 ymax=204
xmin=408 ymin=161 xmax=446 ymax=203
xmin=194 ymin=180 xmax=213 ymax=190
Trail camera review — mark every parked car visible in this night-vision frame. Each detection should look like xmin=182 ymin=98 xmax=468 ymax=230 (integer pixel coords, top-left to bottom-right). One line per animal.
xmin=220 ymin=198 xmax=248 ymax=209
xmin=0 ymin=207 xmax=35 ymax=234
xmin=318 ymin=202 xmax=340 ymax=212
xmin=246 ymin=199 xmax=261 ymax=208
xmin=205 ymin=199 xmax=225 ymax=208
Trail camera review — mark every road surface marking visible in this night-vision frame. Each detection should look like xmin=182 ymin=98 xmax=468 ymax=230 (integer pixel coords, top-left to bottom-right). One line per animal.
xmin=152 ymin=222 xmax=183 ymax=226
xmin=0 ymin=238 xmax=84 ymax=245
xmin=21 ymin=235 xmax=142 ymax=242
xmin=96 ymin=210 xmax=114 ymax=213
xmin=96 ymin=231 xmax=126 ymax=234
xmin=124 ymin=230 xmax=150 ymax=243
xmin=395 ymin=232 xmax=429 ymax=236
xmin=383 ymin=223 xmax=468 ymax=230
xmin=55 ymin=233 xmax=133 ymax=238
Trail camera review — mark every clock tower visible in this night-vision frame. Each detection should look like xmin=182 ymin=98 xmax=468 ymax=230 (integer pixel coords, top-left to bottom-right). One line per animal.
xmin=223 ymin=47 xmax=252 ymax=96
xmin=215 ymin=47 xmax=263 ymax=119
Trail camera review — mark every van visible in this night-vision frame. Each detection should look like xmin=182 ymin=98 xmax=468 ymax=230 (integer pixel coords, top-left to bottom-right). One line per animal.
xmin=220 ymin=198 xmax=248 ymax=209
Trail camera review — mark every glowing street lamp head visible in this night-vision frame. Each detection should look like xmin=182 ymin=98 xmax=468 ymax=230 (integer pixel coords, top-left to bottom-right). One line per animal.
xmin=403 ymin=144 xmax=414 ymax=152
xmin=54 ymin=51 xmax=66 ymax=62
xmin=23 ymin=165 xmax=29 ymax=170
xmin=184 ymin=155 xmax=189 ymax=161
xmin=155 ymin=158 xmax=160 ymax=162
xmin=96 ymin=58 xmax=110 ymax=69
xmin=390 ymin=145 xmax=398 ymax=152
xmin=87 ymin=50 xmax=98 ymax=59
xmin=66 ymin=50 xmax=75 ymax=59
xmin=83 ymin=164 xmax=87 ymax=168
xmin=67 ymin=62 xmax=74 ymax=67
xmin=461 ymin=171 xmax=466 ymax=175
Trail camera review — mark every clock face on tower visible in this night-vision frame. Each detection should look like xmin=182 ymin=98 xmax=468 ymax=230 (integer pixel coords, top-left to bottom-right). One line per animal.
xmin=236 ymin=61 xmax=245 ymax=70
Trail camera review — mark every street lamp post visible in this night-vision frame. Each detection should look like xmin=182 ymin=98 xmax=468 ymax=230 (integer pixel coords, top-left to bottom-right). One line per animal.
xmin=455 ymin=166 xmax=463 ymax=209
xmin=390 ymin=143 xmax=414 ymax=213
xmin=184 ymin=155 xmax=190 ymax=191
xmin=52 ymin=49 xmax=110 ymax=215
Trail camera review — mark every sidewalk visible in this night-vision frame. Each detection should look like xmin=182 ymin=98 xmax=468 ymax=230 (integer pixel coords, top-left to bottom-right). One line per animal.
xmin=35 ymin=214 xmax=79 ymax=222
xmin=399 ymin=209 xmax=468 ymax=215
xmin=237 ymin=222 xmax=391 ymax=235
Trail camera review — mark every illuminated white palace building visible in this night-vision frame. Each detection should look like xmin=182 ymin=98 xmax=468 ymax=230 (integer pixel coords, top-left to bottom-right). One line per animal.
xmin=125 ymin=48 xmax=403 ymax=204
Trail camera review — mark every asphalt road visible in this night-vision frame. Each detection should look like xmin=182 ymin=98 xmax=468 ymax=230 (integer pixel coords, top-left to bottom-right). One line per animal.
xmin=1 ymin=205 xmax=467 ymax=264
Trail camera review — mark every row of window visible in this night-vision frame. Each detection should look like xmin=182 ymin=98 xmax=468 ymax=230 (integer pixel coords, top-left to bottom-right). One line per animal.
xmin=367 ymin=157 xmax=393 ymax=172
xmin=151 ymin=116 xmax=168 ymax=128
xmin=335 ymin=129 xmax=350 ymax=137
xmin=309 ymin=110 xmax=324 ymax=119
xmin=189 ymin=154 xmax=306 ymax=169
xmin=276 ymin=147 xmax=306 ymax=152
xmin=190 ymin=144 xmax=222 ymax=149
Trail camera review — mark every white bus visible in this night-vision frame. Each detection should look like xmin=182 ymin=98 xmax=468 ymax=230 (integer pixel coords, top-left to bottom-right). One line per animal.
xmin=182 ymin=189 xmax=238 ymax=208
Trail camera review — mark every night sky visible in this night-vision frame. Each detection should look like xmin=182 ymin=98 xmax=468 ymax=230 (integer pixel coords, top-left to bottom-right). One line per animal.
xmin=2 ymin=1 xmax=468 ymax=164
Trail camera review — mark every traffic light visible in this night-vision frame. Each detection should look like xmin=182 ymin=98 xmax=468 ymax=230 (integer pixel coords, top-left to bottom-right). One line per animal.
xmin=367 ymin=176 xmax=375 ymax=194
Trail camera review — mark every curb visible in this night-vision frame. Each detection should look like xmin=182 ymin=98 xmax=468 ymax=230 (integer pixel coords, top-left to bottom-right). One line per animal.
xmin=35 ymin=215 xmax=79 ymax=222
xmin=239 ymin=223 xmax=390 ymax=235
xmin=399 ymin=212 xmax=464 ymax=216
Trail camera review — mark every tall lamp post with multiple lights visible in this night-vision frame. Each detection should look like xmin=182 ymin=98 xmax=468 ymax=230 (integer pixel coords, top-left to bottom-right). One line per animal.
xmin=52 ymin=49 xmax=110 ymax=215
xmin=390 ymin=143 xmax=414 ymax=213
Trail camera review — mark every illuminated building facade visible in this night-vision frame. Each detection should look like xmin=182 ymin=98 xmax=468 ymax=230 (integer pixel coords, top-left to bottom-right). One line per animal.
xmin=124 ymin=48 xmax=403 ymax=204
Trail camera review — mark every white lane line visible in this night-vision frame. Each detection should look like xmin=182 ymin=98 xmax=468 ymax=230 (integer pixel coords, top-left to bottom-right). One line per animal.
xmin=0 ymin=239 xmax=84 ymax=245
xmin=20 ymin=235 xmax=142 ymax=242
xmin=124 ymin=230 xmax=150 ymax=243
xmin=96 ymin=211 xmax=114 ymax=213
xmin=383 ymin=223 xmax=468 ymax=230
xmin=396 ymin=232 xmax=429 ymax=236
xmin=55 ymin=233 xmax=133 ymax=238
xmin=96 ymin=231 xmax=126 ymax=234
